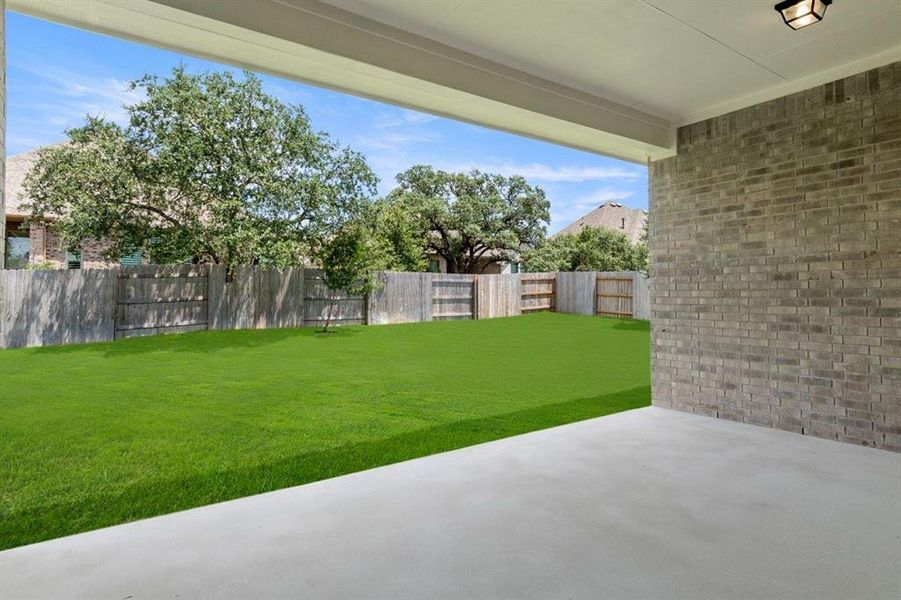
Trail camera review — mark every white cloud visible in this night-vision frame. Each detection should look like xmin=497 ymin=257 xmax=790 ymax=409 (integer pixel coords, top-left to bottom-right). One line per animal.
xmin=436 ymin=162 xmax=643 ymax=183
xmin=548 ymin=188 xmax=636 ymax=232
xmin=357 ymin=130 xmax=442 ymax=151
xmin=568 ymin=187 xmax=635 ymax=207
xmin=7 ymin=62 xmax=321 ymax=152
xmin=365 ymin=153 xmax=645 ymax=199
xmin=365 ymin=154 xmax=414 ymax=194
xmin=374 ymin=108 xmax=439 ymax=129
xmin=360 ymin=106 xmax=443 ymax=149
xmin=354 ymin=108 xmax=445 ymax=172
xmin=10 ymin=61 xmax=145 ymax=129
xmin=7 ymin=130 xmax=67 ymax=155
xmin=262 ymin=80 xmax=313 ymax=107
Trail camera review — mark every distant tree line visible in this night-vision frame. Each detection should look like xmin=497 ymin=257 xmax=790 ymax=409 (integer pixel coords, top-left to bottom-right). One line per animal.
xmin=522 ymin=223 xmax=648 ymax=273
xmin=24 ymin=67 xmax=648 ymax=303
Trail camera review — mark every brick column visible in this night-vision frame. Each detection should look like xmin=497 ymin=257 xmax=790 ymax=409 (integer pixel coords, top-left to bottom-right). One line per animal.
xmin=649 ymin=61 xmax=901 ymax=451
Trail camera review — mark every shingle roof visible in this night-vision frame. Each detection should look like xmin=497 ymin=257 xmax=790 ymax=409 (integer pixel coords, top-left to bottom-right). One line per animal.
xmin=5 ymin=148 xmax=44 ymax=218
xmin=554 ymin=201 xmax=646 ymax=243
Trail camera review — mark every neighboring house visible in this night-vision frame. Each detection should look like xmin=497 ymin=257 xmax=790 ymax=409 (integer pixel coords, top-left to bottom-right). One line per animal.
xmin=4 ymin=148 xmax=141 ymax=270
xmin=555 ymin=201 xmax=647 ymax=244
xmin=6 ymin=146 xmax=520 ymax=274
xmin=426 ymin=252 xmax=520 ymax=275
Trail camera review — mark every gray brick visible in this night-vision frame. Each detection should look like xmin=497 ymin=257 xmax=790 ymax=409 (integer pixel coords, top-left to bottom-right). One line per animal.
xmin=650 ymin=61 xmax=901 ymax=452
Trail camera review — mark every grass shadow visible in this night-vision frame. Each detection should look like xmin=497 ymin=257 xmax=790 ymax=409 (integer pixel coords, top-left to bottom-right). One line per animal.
xmin=23 ymin=325 xmax=363 ymax=358
xmin=608 ymin=319 xmax=651 ymax=332
xmin=0 ymin=386 xmax=650 ymax=550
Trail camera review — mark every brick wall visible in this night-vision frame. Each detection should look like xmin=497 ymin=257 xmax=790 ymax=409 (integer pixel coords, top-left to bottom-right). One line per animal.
xmin=30 ymin=224 xmax=117 ymax=269
xmin=649 ymin=61 xmax=901 ymax=451
xmin=80 ymin=237 xmax=116 ymax=269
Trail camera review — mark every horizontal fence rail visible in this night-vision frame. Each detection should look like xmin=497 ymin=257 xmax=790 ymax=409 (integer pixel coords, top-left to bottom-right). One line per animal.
xmin=431 ymin=276 xmax=476 ymax=321
xmin=520 ymin=274 xmax=556 ymax=313
xmin=0 ymin=268 xmax=648 ymax=349
xmin=115 ymin=265 xmax=209 ymax=339
xmin=596 ymin=276 xmax=634 ymax=319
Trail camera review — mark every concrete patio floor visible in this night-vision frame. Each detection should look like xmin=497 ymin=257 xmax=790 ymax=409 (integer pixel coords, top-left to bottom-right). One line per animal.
xmin=2 ymin=407 xmax=899 ymax=599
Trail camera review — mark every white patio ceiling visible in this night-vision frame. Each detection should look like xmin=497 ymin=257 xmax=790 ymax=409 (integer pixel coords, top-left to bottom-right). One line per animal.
xmin=10 ymin=0 xmax=901 ymax=163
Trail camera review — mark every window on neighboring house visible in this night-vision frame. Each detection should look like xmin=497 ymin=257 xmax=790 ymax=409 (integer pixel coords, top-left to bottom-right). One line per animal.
xmin=510 ymin=262 xmax=520 ymax=274
xmin=428 ymin=259 xmax=441 ymax=273
xmin=4 ymin=222 xmax=31 ymax=269
xmin=119 ymin=248 xmax=143 ymax=267
xmin=66 ymin=249 xmax=82 ymax=270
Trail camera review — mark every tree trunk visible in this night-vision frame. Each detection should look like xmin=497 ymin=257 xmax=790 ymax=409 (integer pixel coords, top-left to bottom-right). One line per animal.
xmin=322 ymin=292 xmax=337 ymax=333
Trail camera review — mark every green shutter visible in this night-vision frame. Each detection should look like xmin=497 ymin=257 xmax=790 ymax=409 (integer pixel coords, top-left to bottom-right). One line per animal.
xmin=66 ymin=250 xmax=82 ymax=270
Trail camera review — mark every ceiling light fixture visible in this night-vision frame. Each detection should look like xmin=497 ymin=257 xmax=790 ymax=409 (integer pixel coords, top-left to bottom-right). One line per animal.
xmin=775 ymin=0 xmax=833 ymax=30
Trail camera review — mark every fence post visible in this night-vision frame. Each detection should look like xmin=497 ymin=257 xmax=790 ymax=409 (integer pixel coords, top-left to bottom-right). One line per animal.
xmin=423 ymin=272 xmax=433 ymax=322
xmin=110 ymin=266 xmax=119 ymax=341
xmin=363 ymin=289 xmax=370 ymax=325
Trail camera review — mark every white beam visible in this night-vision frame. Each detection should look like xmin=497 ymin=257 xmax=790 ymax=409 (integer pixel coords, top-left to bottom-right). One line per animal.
xmin=10 ymin=0 xmax=675 ymax=163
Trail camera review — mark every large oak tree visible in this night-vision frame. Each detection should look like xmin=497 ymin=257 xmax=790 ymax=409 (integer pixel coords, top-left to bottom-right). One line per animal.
xmin=24 ymin=67 xmax=377 ymax=270
xmin=385 ymin=165 xmax=549 ymax=273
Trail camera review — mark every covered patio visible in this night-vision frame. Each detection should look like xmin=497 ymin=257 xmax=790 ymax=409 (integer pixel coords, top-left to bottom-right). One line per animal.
xmin=2 ymin=407 xmax=899 ymax=598
xmin=1 ymin=1 xmax=899 ymax=597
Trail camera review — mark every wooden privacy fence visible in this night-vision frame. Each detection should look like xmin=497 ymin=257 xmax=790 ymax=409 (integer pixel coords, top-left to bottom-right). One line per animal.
xmin=596 ymin=276 xmax=634 ymax=318
xmin=477 ymin=273 xmax=521 ymax=319
xmin=209 ymin=266 xmax=305 ymax=330
xmin=520 ymin=274 xmax=556 ymax=313
xmin=432 ymin=276 xmax=477 ymax=320
xmin=0 ymin=267 xmax=649 ymax=349
xmin=115 ymin=265 xmax=209 ymax=339
xmin=303 ymin=269 xmax=366 ymax=327
xmin=0 ymin=268 xmax=116 ymax=348
xmin=365 ymin=272 xmax=432 ymax=325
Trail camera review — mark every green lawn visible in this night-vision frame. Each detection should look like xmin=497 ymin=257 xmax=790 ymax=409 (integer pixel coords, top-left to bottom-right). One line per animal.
xmin=0 ymin=312 xmax=650 ymax=550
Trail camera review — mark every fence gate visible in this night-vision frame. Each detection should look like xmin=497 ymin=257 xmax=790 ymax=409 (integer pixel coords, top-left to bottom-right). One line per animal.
xmin=595 ymin=276 xmax=634 ymax=318
xmin=520 ymin=275 xmax=556 ymax=312
xmin=431 ymin=277 xmax=476 ymax=320
xmin=115 ymin=265 xmax=210 ymax=339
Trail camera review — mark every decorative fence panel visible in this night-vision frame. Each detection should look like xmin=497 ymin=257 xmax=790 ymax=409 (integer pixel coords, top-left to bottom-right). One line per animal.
xmin=520 ymin=274 xmax=556 ymax=313
xmin=596 ymin=275 xmax=634 ymax=318
xmin=115 ymin=265 xmax=209 ymax=339
xmin=431 ymin=276 xmax=476 ymax=320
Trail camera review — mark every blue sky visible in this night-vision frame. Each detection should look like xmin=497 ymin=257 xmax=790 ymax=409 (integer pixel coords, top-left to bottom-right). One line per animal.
xmin=6 ymin=11 xmax=648 ymax=232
